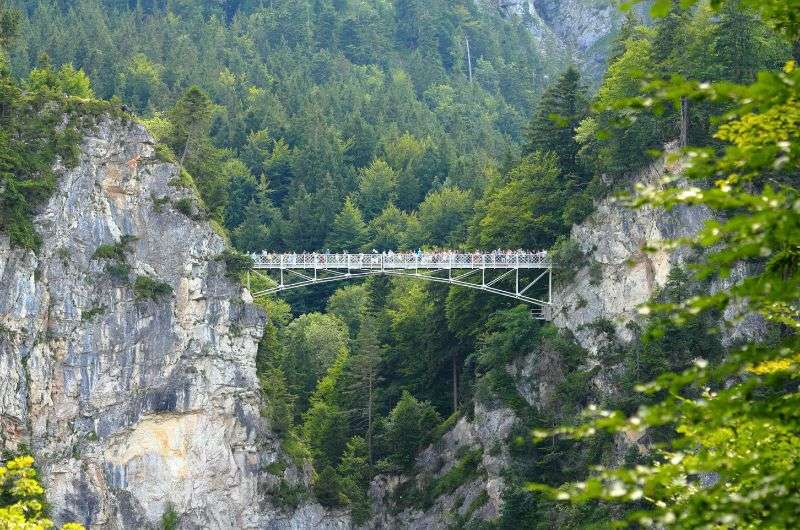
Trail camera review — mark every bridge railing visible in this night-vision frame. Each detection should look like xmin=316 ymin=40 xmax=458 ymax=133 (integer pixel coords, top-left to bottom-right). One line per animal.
xmin=251 ymin=251 xmax=550 ymax=270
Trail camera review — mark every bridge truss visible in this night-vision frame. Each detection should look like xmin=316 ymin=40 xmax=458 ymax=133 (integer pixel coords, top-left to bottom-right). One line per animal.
xmin=248 ymin=252 xmax=553 ymax=319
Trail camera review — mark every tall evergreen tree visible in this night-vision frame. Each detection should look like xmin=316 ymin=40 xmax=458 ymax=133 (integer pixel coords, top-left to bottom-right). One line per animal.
xmin=344 ymin=314 xmax=384 ymax=464
xmin=166 ymin=85 xmax=214 ymax=168
xmin=325 ymin=197 xmax=367 ymax=252
xmin=711 ymin=0 xmax=760 ymax=83
xmin=524 ymin=66 xmax=586 ymax=175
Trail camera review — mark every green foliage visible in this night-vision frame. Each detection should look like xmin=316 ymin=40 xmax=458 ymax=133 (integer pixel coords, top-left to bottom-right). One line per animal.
xmin=357 ymin=159 xmax=398 ymax=221
xmin=313 ymin=466 xmax=343 ymax=508
xmin=471 ymin=152 xmax=575 ymax=249
xmin=133 ymin=275 xmax=173 ymax=301
xmin=283 ymin=313 xmax=349 ymax=410
xmin=524 ymin=66 xmax=586 ymax=175
xmin=417 ymin=186 xmax=473 ymax=247
xmin=260 ymin=367 xmax=295 ymax=436
xmin=363 ymin=204 xmax=422 ymax=251
xmin=217 ymin=249 xmax=253 ymax=280
xmin=160 ymin=504 xmax=179 ymax=530
xmin=429 ymin=448 xmax=483 ymax=500
xmin=269 ymin=479 xmax=308 ymax=510
xmin=80 ymin=305 xmax=106 ymax=322
xmin=379 ymin=391 xmax=440 ymax=471
xmin=549 ymin=236 xmax=587 ymax=287
xmin=337 ymin=436 xmax=372 ymax=524
xmin=92 ymin=235 xmax=137 ymax=261
xmin=325 ymin=197 xmax=367 ymax=252
xmin=0 ymin=455 xmax=84 ymax=529
xmin=326 ymin=284 xmax=372 ymax=339
xmin=531 ymin=3 xmax=800 ymax=528
xmin=26 ymin=62 xmax=94 ymax=99
xmin=0 ymin=53 xmax=96 ymax=249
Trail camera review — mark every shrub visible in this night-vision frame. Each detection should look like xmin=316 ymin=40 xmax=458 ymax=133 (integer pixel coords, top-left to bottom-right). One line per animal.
xmin=218 ymin=249 xmax=253 ymax=280
xmin=313 ymin=466 xmax=343 ymax=508
xmin=106 ymin=262 xmax=131 ymax=282
xmin=174 ymin=197 xmax=195 ymax=217
xmin=550 ymin=236 xmax=587 ymax=286
xmin=92 ymin=235 xmax=137 ymax=261
xmin=270 ymin=479 xmax=307 ymax=510
xmin=133 ymin=275 xmax=172 ymax=300
xmin=160 ymin=504 xmax=179 ymax=530
xmin=429 ymin=448 xmax=483 ymax=499
xmin=80 ymin=305 xmax=106 ymax=321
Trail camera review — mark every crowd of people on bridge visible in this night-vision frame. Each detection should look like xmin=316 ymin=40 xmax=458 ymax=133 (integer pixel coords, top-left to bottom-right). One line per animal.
xmin=254 ymin=249 xmax=548 ymax=267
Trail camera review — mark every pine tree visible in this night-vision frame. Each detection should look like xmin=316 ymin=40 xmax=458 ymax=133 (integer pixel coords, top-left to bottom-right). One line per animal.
xmin=167 ymin=86 xmax=214 ymax=168
xmin=712 ymin=0 xmax=759 ymax=83
xmin=325 ymin=197 xmax=367 ymax=252
xmin=609 ymin=9 xmax=640 ymax=63
xmin=232 ymin=201 xmax=270 ymax=253
xmin=381 ymin=391 xmax=440 ymax=471
xmin=524 ymin=66 xmax=586 ymax=175
xmin=356 ymin=159 xmax=398 ymax=221
xmin=344 ymin=315 xmax=383 ymax=463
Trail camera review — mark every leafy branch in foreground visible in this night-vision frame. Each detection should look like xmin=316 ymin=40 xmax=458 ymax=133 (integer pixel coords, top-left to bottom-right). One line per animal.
xmin=529 ymin=5 xmax=800 ymax=529
xmin=0 ymin=455 xmax=84 ymax=529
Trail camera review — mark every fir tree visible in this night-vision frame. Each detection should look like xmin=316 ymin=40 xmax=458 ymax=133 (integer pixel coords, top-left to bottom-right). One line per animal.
xmin=524 ymin=66 xmax=586 ymax=175
xmin=325 ymin=197 xmax=367 ymax=252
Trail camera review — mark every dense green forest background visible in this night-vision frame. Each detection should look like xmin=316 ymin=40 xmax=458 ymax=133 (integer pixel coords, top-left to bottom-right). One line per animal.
xmin=1 ymin=0 xmax=794 ymax=527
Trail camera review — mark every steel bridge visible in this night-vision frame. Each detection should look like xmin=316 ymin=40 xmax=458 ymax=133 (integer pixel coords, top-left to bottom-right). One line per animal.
xmin=248 ymin=252 xmax=553 ymax=319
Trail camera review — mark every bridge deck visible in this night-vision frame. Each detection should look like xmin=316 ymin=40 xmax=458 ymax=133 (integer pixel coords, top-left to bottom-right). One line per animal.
xmin=251 ymin=252 xmax=549 ymax=270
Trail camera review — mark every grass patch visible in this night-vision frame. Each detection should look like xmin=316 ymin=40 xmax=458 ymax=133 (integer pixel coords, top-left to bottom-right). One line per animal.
xmin=81 ymin=305 xmax=106 ymax=321
xmin=431 ymin=410 xmax=462 ymax=442
xmin=429 ymin=448 xmax=483 ymax=500
xmin=133 ymin=275 xmax=172 ymax=301
xmin=93 ymin=235 xmax=137 ymax=261
xmin=265 ymin=459 xmax=288 ymax=477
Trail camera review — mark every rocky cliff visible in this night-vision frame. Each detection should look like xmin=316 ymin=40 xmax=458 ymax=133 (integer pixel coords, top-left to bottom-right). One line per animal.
xmin=489 ymin=0 xmax=633 ymax=81
xmin=0 ymin=120 xmax=347 ymax=530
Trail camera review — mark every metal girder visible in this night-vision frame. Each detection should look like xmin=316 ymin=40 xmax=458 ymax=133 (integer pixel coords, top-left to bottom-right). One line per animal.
xmin=250 ymin=264 xmax=554 ymax=320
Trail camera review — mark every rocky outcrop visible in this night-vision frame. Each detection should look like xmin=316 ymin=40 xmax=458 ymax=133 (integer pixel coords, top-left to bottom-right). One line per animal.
xmin=489 ymin=0 xmax=633 ymax=81
xmin=552 ymin=156 xmax=711 ymax=351
xmin=367 ymin=403 xmax=514 ymax=529
xmin=0 ymin=120 xmax=347 ymax=529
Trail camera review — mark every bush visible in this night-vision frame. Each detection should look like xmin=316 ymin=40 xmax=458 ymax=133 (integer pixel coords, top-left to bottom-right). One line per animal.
xmin=429 ymin=448 xmax=483 ymax=499
xmin=160 ymin=504 xmax=179 ymax=530
xmin=92 ymin=235 xmax=137 ymax=261
xmin=380 ymin=391 xmax=441 ymax=472
xmin=133 ymin=275 xmax=173 ymax=300
xmin=313 ymin=466 xmax=343 ymax=508
xmin=271 ymin=479 xmax=307 ymax=509
xmin=106 ymin=262 xmax=131 ymax=282
xmin=550 ymin=236 xmax=587 ymax=286
xmin=174 ymin=197 xmax=195 ymax=217
xmin=218 ymin=249 xmax=253 ymax=280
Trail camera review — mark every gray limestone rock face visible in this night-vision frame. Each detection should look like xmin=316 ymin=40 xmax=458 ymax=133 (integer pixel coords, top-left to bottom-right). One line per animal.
xmin=485 ymin=0 xmax=632 ymax=82
xmin=0 ymin=120 xmax=348 ymax=530
xmin=366 ymin=403 xmax=514 ymax=529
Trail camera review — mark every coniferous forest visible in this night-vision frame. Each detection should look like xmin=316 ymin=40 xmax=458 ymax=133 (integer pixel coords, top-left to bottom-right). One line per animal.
xmin=1 ymin=0 xmax=799 ymax=529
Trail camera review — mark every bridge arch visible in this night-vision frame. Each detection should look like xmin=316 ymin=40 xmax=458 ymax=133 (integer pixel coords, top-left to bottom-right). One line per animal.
xmin=247 ymin=252 xmax=553 ymax=319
